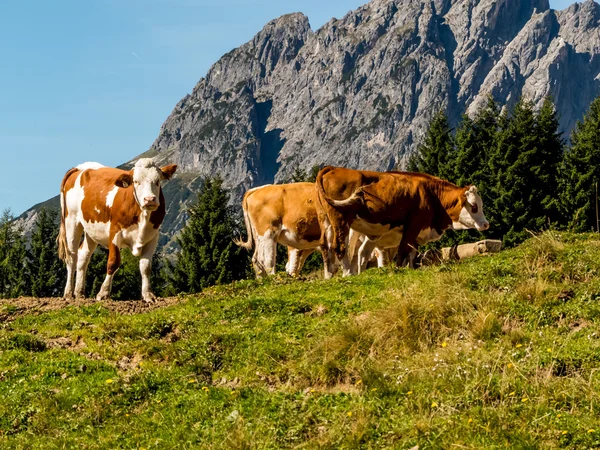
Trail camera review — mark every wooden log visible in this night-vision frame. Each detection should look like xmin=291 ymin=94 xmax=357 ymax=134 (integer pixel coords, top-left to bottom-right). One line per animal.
xmin=420 ymin=240 xmax=502 ymax=266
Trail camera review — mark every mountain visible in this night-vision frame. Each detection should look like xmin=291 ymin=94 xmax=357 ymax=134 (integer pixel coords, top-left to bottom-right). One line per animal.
xmin=20 ymin=0 xmax=600 ymax=247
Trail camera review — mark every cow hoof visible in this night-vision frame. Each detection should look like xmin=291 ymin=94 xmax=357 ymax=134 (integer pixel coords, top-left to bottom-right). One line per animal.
xmin=142 ymin=293 xmax=157 ymax=303
xmin=96 ymin=293 xmax=110 ymax=301
xmin=64 ymin=293 xmax=74 ymax=300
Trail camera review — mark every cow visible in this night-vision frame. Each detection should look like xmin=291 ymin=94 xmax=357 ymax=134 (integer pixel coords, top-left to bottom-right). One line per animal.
xmin=234 ymin=182 xmax=330 ymax=277
xmin=58 ymin=158 xmax=177 ymax=302
xmin=315 ymin=166 xmax=489 ymax=270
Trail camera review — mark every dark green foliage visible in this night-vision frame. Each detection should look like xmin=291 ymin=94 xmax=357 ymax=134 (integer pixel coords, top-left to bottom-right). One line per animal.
xmin=27 ymin=208 xmax=65 ymax=297
xmin=168 ymin=177 xmax=250 ymax=294
xmin=561 ymin=97 xmax=600 ymax=232
xmin=490 ymin=98 xmax=564 ymax=245
xmin=415 ymin=97 xmax=566 ymax=248
xmin=408 ymin=109 xmax=455 ymax=181
xmin=0 ymin=210 xmax=28 ymax=298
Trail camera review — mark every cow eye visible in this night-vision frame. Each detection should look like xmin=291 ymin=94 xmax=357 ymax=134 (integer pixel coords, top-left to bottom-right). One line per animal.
xmin=471 ymin=204 xmax=479 ymax=213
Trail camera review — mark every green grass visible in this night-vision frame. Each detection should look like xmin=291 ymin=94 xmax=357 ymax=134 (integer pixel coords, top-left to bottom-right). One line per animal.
xmin=1 ymin=232 xmax=600 ymax=448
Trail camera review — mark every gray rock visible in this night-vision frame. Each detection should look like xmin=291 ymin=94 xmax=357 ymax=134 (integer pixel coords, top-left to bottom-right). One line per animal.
xmin=21 ymin=0 xmax=600 ymax=247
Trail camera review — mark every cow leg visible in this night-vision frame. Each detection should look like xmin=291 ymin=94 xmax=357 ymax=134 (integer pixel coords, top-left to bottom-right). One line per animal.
xmin=97 ymin=243 xmax=121 ymax=300
xmin=139 ymin=234 xmax=159 ymax=303
xmin=63 ymin=220 xmax=83 ymax=299
xmin=358 ymin=239 xmax=376 ymax=274
xmin=375 ymin=247 xmax=389 ymax=267
xmin=396 ymin=228 xmax=420 ymax=268
xmin=321 ymin=247 xmax=338 ymax=280
xmin=286 ymin=248 xmax=315 ymax=276
xmin=74 ymin=234 xmax=98 ymax=298
xmin=254 ymin=231 xmax=278 ymax=277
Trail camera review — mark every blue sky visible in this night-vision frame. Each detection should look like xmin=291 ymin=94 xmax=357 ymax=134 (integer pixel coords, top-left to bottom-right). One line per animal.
xmin=0 ymin=0 xmax=585 ymax=215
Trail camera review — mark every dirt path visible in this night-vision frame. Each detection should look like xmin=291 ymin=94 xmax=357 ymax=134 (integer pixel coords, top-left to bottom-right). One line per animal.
xmin=0 ymin=296 xmax=185 ymax=322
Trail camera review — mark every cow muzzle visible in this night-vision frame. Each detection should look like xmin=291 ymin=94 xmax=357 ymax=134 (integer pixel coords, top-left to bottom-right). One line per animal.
xmin=477 ymin=221 xmax=490 ymax=231
xmin=143 ymin=196 xmax=159 ymax=210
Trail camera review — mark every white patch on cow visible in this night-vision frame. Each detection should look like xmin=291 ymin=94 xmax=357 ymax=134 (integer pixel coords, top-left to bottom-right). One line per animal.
xmin=80 ymin=219 xmax=112 ymax=248
xmin=453 ymin=187 xmax=489 ymax=231
xmin=76 ymin=162 xmax=105 ymax=171
xmin=132 ymin=158 xmax=164 ymax=211
xmin=94 ymin=207 xmax=101 ymax=214
xmin=105 ymin=186 xmax=119 ymax=208
xmin=278 ymin=225 xmax=319 ymax=249
xmin=351 ymin=217 xmax=398 ymax=239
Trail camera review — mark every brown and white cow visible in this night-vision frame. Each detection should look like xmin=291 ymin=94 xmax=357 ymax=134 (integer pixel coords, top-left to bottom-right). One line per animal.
xmin=234 ymin=182 xmax=331 ymax=277
xmin=58 ymin=159 xmax=177 ymax=301
xmin=316 ymin=166 xmax=489 ymax=269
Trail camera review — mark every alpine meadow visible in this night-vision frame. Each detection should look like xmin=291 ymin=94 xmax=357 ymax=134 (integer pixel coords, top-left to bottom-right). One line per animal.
xmin=4 ymin=0 xmax=600 ymax=448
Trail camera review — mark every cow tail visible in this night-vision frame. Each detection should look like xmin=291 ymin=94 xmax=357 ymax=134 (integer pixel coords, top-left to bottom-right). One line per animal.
xmin=233 ymin=190 xmax=255 ymax=250
xmin=316 ymin=166 xmax=365 ymax=209
xmin=57 ymin=167 xmax=78 ymax=264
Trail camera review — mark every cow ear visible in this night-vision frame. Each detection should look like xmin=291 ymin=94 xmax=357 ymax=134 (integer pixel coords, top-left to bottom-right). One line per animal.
xmin=465 ymin=185 xmax=478 ymax=206
xmin=160 ymin=164 xmax=178 ymax=180
xmin=115 ymin=173 xmax=133 ymax=188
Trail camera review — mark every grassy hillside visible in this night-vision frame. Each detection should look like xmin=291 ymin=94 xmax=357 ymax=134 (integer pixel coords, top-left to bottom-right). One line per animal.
xmin=1 ymin=232 xmax=599 ymax=449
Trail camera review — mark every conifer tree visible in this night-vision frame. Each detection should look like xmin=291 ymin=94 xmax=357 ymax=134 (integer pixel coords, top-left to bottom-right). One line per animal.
xmin=490 ymin=97 xmax=563 ymax=245
xmin=28 ymin=207 xmax=65 ymax=297
xmin=408 ymin=109 xmax=455 ymax=180
xmin=0 ymin=210 xmax=28 ymax=298
xmin=168 ymin=177 xmax=249 ymax=294
xmin=561 ymin=96 xmax=600 ymax=231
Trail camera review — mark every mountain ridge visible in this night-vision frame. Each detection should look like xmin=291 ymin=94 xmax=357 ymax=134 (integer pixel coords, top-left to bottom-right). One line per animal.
xmin=20 ymin=0 xmax=600 ymax=247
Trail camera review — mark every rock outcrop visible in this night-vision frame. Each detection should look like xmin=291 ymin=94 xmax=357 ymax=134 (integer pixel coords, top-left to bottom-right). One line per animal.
xmin=21 ymin=0 xmax=600 ymax=245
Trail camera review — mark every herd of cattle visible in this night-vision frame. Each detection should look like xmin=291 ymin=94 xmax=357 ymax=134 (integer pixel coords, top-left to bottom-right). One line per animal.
xmin=57 ymin=159 xmax=489 ymax=302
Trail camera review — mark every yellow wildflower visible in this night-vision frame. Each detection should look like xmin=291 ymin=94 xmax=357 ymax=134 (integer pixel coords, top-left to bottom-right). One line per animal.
xmin=431 ymin=402 xmax=438 ymax=408
xmin=588 ymin=429 xmax=596 ymax=433
xmin=347 ymin=412 xmax=353 ymax=417
xmin=562 ymin=431 xmax=568 ymax=435
xmin=557 ymin=414 xmax=562 ymax=418
xmin=407 ymin=391 xmax=413 ymax=395
xmin=188 ymin=379 xmax=197 ymax=384
xmin=509 ymin=391 xmax=516 ymax=396
xmin=355 ymin=380 xmax=363 ymax=386
xmin=521 ymin=397 xmax=528 ymax=403
xmin=516 ymin=344 xmax=523 ymax=348
xmin=441 ymin=342 xmax=448 ymax=348
xmin=371 ymin=388 xmax=378 ymax=392
xmin=105 ymin=379 xmax=114 ymax=384
xmin=468 ymin=418 xmax=473 ymax=423
xmin=507 ymin=363 xmax=513 ymax=368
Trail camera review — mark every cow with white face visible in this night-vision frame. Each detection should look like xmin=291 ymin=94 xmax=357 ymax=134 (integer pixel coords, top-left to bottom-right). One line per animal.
xmin=58 ymin=158 xmax=177 ymax=302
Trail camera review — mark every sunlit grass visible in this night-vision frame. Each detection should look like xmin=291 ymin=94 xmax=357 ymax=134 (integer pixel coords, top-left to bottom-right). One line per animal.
xmin=1 ymin=232 xmax=600 ymax=448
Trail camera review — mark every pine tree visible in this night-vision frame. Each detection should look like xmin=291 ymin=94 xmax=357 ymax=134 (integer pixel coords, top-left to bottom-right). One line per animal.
xmin=489 ymin=97 xmax=564 ymax=245
xmin=168 ymin=177 xmax=249 ymax=294
xmin=408 ymin=109 xmax=455 ymax=180
xmin=533 ymin=97 xmax=564 ymax=226
xmin=561 ymin=96 xmax=600 ymax=232
xmin=0 ymin=210 xmax=28 ymax=298
xmin=28 ymin=208 xmax=65 ymax=297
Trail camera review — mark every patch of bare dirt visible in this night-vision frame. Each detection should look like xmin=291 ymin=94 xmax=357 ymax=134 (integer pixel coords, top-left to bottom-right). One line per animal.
xmin=0 ymin=296 xmax=185 ymax=322
xmin=46 ymin=336 xmax=87 ymax=351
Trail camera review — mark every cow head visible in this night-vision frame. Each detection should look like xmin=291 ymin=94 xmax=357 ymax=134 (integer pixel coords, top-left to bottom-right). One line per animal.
xmin=115 ymin=158 xmax=178 ymax=211
xmin=453 ymin=186 xmax=490 ymax=231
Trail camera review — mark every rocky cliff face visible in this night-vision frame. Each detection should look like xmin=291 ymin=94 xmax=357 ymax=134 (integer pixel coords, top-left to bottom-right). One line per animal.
xmin=21 ymin=0 xmax=600 ymax=245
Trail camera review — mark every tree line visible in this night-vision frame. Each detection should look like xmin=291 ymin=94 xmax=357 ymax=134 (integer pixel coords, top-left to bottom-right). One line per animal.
xmin=409 ymin=96 xmax=600 ymax=246
xmin=1 ymin=95 xmax=600 ymax=299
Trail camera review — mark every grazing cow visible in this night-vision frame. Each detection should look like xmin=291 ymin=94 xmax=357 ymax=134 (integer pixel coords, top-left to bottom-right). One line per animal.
xmin=316 ymin=166 xmax=489 ymax=269
xmin=58 ymin=159 xmax=177 ymax=301
xmin=234 ymin=182 xmax=331 ymax=277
